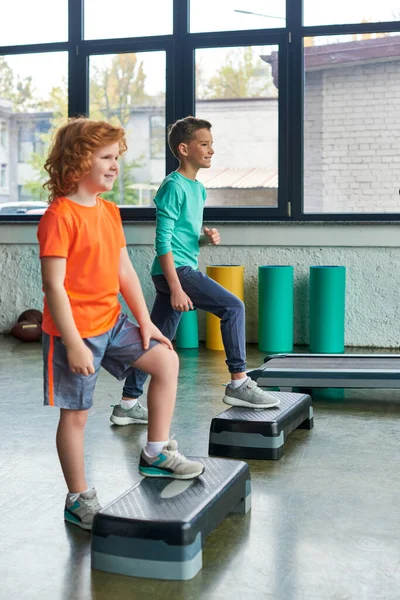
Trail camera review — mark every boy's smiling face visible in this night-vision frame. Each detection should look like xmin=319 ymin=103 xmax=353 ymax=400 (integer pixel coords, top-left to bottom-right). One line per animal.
xmin=179 ymin=128 xmax=214 ymax=170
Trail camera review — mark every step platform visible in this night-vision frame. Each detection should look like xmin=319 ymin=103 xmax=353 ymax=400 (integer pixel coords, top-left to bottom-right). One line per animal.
xmin=91 ymin=458 xmax=250 ymax=581
xmin=209 ymin=392 xmax=313 ymax=460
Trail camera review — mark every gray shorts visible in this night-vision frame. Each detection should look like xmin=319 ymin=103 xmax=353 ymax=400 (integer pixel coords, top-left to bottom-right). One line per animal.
xmin=42 ymin=313 xmax=158 ymax=410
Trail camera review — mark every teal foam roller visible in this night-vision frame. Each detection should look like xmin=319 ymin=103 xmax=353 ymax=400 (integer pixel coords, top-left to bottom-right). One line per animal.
xmin=176 ymin=309 xmax=199 ymax=349
xmin=309 ymin=266 xmax=346 ymax=354
xmin=313 ymin=388 xmax=345 ymax=402
xmin=258 ymin=266 xmax=294 ymax=353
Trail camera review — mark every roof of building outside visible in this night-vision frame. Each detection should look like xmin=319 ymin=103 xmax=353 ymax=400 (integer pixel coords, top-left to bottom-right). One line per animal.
xmin=262 ymin=34 xmax=400 ymax=86
xmin=197 ymin=167 xmax=278 ymax=189
xmin=304 ymin=35 xmax=400 ymax=70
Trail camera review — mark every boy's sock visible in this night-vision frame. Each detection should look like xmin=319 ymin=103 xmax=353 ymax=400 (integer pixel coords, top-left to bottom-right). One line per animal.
xmin=120 ymin=398 xmax=138 ymax=410
xmin=144 ymin=441 xmax=169 ymax=457
xmin=67 ymin=488 xmax=89 ymax=504
xmin=230 ymin=376 xmax=248 ymax=389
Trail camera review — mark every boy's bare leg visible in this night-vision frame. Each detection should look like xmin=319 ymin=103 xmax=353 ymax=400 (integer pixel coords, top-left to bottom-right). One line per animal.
xmin=132 ymin=343 xmax=179 ymax=442
xmin=133 ymin=342 xmax=204 ymax=479
xmin=56 ymin=408 xmax=88 ymax=492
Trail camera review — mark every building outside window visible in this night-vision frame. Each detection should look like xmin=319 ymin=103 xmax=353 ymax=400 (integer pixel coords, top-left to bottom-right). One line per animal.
xmin=89 ymin=51 xmax=166 ymax=206
xmin=195 ymin=45 xmax=279 ymax=208
xmin=18 ymin=118 xmax=50 ymax=163
xmin=150 ymin=114 xmax=166 ymax=159
xmin=0 ymin=120 xmax=6 ymax=148
xmin=0 ymin=163 xmax=7 ymax=188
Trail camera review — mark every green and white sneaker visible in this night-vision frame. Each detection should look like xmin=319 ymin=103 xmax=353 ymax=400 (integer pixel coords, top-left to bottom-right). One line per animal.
xmin=110 ymin=402 xmax=148 ymax=425
xmin=64 ymin=488 xmax=101 ymax=531
xmin=223 ymin=377 xmax=280 ymax=409
xmin=139 ymin=440 xmax=205 ymax=480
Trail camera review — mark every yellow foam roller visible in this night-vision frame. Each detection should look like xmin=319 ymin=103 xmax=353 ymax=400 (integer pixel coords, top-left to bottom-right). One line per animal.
xmin=206 ymin=265 xmax=244 ymax=351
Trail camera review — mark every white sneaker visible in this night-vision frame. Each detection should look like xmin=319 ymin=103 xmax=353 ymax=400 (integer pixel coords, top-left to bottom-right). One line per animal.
xmin=223 ymin=377 xmax=280 ymax=409
xmin=139 ymin=440 xmax=205 ymax=480
xmin=64 ymin=488 xmax=101 ymax=530
xmin=110 ymin=402 xmax=148 ymax=425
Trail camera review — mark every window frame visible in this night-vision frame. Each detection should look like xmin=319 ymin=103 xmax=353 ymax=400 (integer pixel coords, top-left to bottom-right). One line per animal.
xmin=1 ymin=0 xmax=400 ymax=222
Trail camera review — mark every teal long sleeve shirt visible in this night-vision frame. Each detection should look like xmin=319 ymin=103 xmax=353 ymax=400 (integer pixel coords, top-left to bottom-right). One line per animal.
xmin=151 ymin=171 xmax=207 ymax=276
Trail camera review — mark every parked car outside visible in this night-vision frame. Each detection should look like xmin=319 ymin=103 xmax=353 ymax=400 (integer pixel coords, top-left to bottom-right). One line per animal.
xmin=0 ymin=201 xmax=48 ymax=215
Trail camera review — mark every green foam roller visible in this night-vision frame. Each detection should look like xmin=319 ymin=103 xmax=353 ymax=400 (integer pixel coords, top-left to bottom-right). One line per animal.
xmin=258 ymin=266 xmax=294 ymax=353
xmin=313 ymin=388 xmax=345 ymax=402
xmin=309 ymin=266 xmax=346 ymax=354
xmin=175 ymin=309 xmax=199 ymax=349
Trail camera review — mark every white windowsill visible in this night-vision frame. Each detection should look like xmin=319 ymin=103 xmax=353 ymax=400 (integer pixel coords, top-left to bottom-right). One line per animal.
xmin=1 ymin=220 xmax=400 ymax=247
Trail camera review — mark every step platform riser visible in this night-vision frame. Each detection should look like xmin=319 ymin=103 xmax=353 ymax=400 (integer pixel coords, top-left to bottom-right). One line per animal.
xmin=92 ymin=533 xmax=203 ymax=581
xmin=91 ymin=459 xmax=250 ymax=581
xmin=209 ymin=394 xmax=313 ymax=460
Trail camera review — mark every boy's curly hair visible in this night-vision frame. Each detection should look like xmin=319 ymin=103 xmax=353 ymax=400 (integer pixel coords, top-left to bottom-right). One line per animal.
xmin=44 ymin=117 xmax=127 ymax=203
xmin=168 ymin=116 xmax=212 ymax=160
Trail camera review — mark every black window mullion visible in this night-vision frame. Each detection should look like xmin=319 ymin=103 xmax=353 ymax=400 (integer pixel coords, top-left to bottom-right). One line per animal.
xmin=165 ymin=0 xmax=193 ymax=176
xmin=68 ymin=0 xmax=87 ymax=116
xmin=190 ymin=28 xmax=286 ymax=48
xmin=173 ymin=0 xmax=192 ymax=118
xmin=277 ymin=39 xmax=289 ymax=218
xmin=165 ymin=43 xmax=177 ymax=178
xmin=303 ymin=21 xmax=400 ymax=38
xmin=0 ymin=42 xmax=67 ymax=55
xmin=192 ymin=29 xmax=290 ymax=221
xmin=286 ymin=0 xmax=303 ymax=219
xmin=81 ymin=35 xmax=173 ymax=54
xmin=188 ymin=30 xmax=287 ymax=50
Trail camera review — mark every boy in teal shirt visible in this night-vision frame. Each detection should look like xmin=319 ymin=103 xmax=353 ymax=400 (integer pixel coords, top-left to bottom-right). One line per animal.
xmin=111 ymin=116 xmax=280 ymax=426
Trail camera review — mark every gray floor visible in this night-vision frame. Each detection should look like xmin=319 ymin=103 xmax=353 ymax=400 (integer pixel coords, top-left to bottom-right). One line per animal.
xmin=1 ymin=336 xmax=400 ymax=600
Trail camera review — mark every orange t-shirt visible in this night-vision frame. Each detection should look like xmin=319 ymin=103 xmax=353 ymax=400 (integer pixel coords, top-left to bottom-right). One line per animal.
xmin=37 ymin=197 xmax=126 ymax=338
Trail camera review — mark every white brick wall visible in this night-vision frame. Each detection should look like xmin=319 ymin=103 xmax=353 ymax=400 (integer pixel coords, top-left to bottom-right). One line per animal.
xmin=198 ymin=99 xmax=278 ymax=170
xmin=305 ymin=60 xmax=400 ymax=213
xmin=304 ymin=71 xmax=324 ymax=212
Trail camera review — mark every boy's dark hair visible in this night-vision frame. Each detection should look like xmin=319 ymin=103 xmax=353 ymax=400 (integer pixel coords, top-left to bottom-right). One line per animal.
xmin=167 ymin=116 xmax=212 ymax=159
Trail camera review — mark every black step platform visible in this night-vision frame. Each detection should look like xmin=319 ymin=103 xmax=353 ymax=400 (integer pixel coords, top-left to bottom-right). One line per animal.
xmin=247 ymin=353 xmax=400 ymax=389
xmin=91 ymin=458 xmax=250 ymax=581
xmin=209 ymin=392 xmax=313 ymax=460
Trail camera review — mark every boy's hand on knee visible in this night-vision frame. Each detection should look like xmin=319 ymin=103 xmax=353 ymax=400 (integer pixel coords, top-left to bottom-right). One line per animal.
xmin=204 ymin=227 xmax=220 ymax=245
xmin=66 ymin=341 xmax=95 ymax=376
xmin=140 ymin=322 xmax=173 ymax=351
xmin=170 ymin=289 xmax=193 ymax=312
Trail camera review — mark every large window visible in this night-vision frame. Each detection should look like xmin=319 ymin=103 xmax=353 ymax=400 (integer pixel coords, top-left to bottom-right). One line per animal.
xmin=2 ymin=1 xmax=400 ymax=221
xmin=190 ymin=0 xmax=286 ymax=32
xmin=195 ymin=45 xmax=279 ymax=208
xmin=0 ymin=53 xmax=68 ymax=206
xmin=89 ymin=51 xmax=166 ymax=207
xmin=84 ymin=0 xmax=173 ymax=40
xmin=0 ymin=0 xmax=68 ymax=45
xmin=304 ymin=33 xmax=400 ymax=214
xmin=304 ymin=0 xmax=400 ymax=27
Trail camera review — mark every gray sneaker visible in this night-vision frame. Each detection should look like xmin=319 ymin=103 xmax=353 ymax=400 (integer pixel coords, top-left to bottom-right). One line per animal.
xmin=64 ymin=488 xmax=101 ymax=531
xmin=139 ymin=440 xmax=205 ymax=480
xmin=110 ymin=402 xmax=148 ymax=425
xmin=223 ymin=377 xmax=280 ymax=409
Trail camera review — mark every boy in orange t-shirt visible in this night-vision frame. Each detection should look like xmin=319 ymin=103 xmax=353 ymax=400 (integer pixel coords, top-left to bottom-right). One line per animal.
xmin=37 ymin=118 xmax=204 ymax=531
